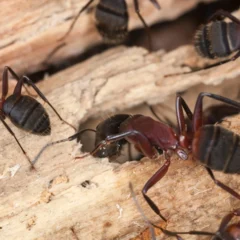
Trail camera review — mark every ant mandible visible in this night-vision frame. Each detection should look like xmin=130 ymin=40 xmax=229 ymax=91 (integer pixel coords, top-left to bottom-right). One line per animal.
xmin=32 ymin=92 xmax=240 ymax=221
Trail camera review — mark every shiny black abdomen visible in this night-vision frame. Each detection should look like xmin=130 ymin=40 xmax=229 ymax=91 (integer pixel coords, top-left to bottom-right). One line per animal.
xmin=192 ymin=125 xmax=240 ymax=173
xmin=95 ymin=0 xmax=129 ymax=44
xmin=3 ymin=95 xmax=51 ymax=135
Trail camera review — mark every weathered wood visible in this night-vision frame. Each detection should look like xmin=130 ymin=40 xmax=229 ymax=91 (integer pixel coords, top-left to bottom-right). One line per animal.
xmin=0 ymin=42 xmax=240 ymax=239
xmin=0 ymin=0 xmax=216 ymax=75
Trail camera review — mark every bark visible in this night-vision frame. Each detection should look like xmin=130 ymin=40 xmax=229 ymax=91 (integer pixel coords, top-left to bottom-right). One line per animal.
xmin=0 ymin=41 xmax=240 ymax=240
xmin=0 ymin=0 xmax=216 ymax=75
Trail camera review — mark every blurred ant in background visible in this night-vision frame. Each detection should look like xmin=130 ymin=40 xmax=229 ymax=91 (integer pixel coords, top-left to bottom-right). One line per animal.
xmin=46 ymin=0 xmax=161 ymax=62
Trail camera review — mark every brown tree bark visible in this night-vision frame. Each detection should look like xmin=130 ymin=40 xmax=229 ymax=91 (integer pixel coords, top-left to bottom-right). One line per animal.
xmin=0 ymin=43 xmax=240 ymax=239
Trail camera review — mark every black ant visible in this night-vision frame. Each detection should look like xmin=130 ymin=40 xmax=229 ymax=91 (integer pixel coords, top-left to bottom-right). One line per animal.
xmin=0 ymin=66 xmax=76 ymax=168
xmin=32 ymin=92 xmax=240 ymax=221
xmin=32 ymin=114 xmax=130 ymax=164
xmin=63 ymin=0 xmax=160 ymax=45
xmin=130 ymin=182 xmax=240 ymax=240
xmin=194 ymin=9 xmax=240 ymax=61
xmin=46 ymin=0 xmax=160 ymax=62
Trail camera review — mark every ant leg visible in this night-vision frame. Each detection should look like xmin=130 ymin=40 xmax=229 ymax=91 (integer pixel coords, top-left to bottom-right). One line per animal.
xmin=59 ymin=0 xmax=95 ymax=42
xmin=43 ymin=0 xmax=95 ymax=64
xmin=175 ymin=95 xmax=193 ymax=134
xmin=142 ymin=158 xmax=170 ymax=222
xmin=133 ymin=0 xmax=155 ymax=51
xmin=148 ymin=0 xmax=161 ymax=9
xmin=0 ymin=116 xmax=34 ymax=169
xmin=81 ymin=130 xmax=158 ymax=159
xmin=217 ymin=208 xmax=240 ymax=232
xmin=148 ymin=104 xmax=175 ymax=126
xmin=208 ymin=9 xmax=240 ymax=25
xmin=32 ymin=129 xmax=96 ymax=165
xmin=129 ymin=182 xmax=159 ymax=240
xmin=130 ymin=183 xmax=214 ymax=240
xmin=205 ymin=167 xmax=240 ymax=199
xmin=127 ymin=143 xmax=133 ymax=161
xmin=2 ymin=66 xmax=36 ymax=98
xmin=231 ymin=50 xmax=240 ymax=61
xmin=5 ymin=67 xmax=76 ymax=131
xmin=193 ymin=92 xmax=240 ymax=132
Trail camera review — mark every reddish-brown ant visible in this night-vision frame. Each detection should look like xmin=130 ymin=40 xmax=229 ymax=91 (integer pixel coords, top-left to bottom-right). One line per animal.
xmin=33 ymin=92 xmax=240 ymax=221
xmin=130 ymin=182 xmax=240 ymax=240
xmin=194 ymin=9 xmax=240 ymax=60
xmin=0 ymin=66 xmax=76 ymax=168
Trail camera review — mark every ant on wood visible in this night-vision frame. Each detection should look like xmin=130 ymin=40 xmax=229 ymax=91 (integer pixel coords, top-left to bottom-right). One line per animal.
xmin=194 ymin=9 xmax=240 ymax=61
xmin=0 ymin=66 xmax=76 ymax=168
xmin=46 ymin=0 xmax=161 ymax=63
xmin=33 ymin=92 xmax=240 ymax=221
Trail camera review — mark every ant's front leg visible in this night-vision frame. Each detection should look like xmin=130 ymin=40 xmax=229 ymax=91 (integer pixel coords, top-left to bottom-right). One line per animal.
xmin=142 ymin=157 xmax=170 ymax=222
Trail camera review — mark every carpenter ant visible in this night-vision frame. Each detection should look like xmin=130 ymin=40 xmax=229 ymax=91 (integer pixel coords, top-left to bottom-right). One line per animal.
xmin=46 ymin=0 xmax=160 ymax=62
xmin=194 ymin=9 xmax=240 ymax=60
xmin=32 ymin=114 xmax=133 ymax=164
xmin=130 ymin=182 xmax=240 ymax=240
xmin=63 ymin=0 xmax=160 ymax=45
xmin=33 ymin=92 xmax=240 ymax=222
xmin=0 ymin=66 xmax=76 ymax=168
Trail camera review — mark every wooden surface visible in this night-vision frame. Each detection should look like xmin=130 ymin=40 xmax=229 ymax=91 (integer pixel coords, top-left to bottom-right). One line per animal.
xmin=0 ymin=0 xmax=216 ymax=75
xmin=0 ymin=42 xmax=240 ymax=239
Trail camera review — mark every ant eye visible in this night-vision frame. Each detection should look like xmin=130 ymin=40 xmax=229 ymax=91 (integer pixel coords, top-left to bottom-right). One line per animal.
xmin=177 ymin=149 xmax=188 ymax=160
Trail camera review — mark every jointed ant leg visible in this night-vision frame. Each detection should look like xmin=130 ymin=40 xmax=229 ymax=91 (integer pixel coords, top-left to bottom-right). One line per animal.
xmin=133 ymin=0 xmax=160 ymax=51
xmin=208 ymin=9 xmax=240 ymax=24
xmin=59 ymin=0 xmax=95 ymax=42
xmin=3 ymin=66 xmax=76 ymax=131
xmin=148 ymin=0 xmax=161 ymax=10
xmin=0 ymin=116 xmax=34 ymax=168
xmin=129 ymin=182 xmax=157 ymax=240
xmin=142 ymin=158 xmax=171 ymax=222
xmin=205 ymin=167 xmax=240 ymax=199
xmin=175 ymin=95 xmax=193 ymax=135
xmin=193 ymin=92 xmax=240 ymax=132
xmin=130 ymin=182 xmax=214 ymax=240
xmin=77 ymin=130 xmax=158 ymax=160
xmin=2 ymin=66 xmax=36 ymax=97
xmin=43 ymin=0 xmax=95 ymax=64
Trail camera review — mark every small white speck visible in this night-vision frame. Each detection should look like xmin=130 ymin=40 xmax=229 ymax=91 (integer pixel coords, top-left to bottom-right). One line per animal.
xmin=116 ymin=204 xmax=123 ymax=219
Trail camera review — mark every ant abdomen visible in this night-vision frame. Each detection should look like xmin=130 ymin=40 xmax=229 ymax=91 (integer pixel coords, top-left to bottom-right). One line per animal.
xmin=193 ymin=125 xmax=240 ymax=173
xmin=3 ymin=95 xmax=51 ymax=136
xmin=194 ymin=21 xmax=240 ymax=59
xmin=95 ymin=0 xmax=129 ymax=44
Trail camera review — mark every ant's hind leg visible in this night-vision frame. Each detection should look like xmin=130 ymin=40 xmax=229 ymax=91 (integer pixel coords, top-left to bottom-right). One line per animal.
xmin=205 ymin=167 xmax=240 ymax=199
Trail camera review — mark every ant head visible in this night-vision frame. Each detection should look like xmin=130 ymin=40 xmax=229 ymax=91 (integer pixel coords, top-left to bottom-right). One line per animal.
xmin=93 ymin=141 xmax=123 ymax=158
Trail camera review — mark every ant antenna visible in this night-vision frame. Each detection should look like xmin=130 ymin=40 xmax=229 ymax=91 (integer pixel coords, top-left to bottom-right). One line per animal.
xmin=32 ymin=129 xmax=96 ymax=165
xmin=129 ymin=182 xmax=156 ymax=240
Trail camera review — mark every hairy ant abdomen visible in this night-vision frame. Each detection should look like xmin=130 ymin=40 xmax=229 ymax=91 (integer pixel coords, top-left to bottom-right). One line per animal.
xmin=95 ymin=0 xmax=129 ymax=44
xmin=195 ymin=22 xmax=240 ymax=58
xmin=193 ymin=125 xmax=240 ymax=173
xmin=3 ymin=95 xmax=51 ymax=136
xmin=194 ymin=10 xmax=240 ymax=60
